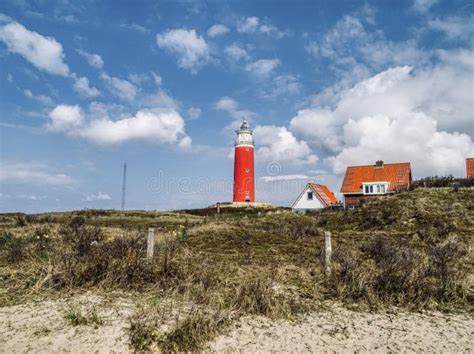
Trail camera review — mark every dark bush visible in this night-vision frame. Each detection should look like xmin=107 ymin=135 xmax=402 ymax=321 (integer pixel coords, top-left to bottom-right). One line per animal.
xmin=15 ymin=214 xmax=27 ymax=227
xmin=30 ymin=226 xmax=52 ymax=253
xmin=59 ymin=216 xmax=103 ymax=257
xmin=1 ymin=232 xmax=26 ymax=263
xmin=329 ymin=235 xmax=469 ymax=308
xmin=52 ymin=217 xmax=183 ymax=289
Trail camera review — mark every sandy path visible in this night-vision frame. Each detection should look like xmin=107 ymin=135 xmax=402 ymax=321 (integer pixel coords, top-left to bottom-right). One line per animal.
xmin=0 ymin=294 xmax=134 ymax=354
xmin=1 ymin=297 xmax=472 ymax=353
xmin=210 ymin=305 xmax=474 ymax=353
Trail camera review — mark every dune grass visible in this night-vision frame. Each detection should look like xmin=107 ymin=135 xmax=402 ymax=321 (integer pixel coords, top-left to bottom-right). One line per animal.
xmin=0 ymin=187 xmax=472 ymax=351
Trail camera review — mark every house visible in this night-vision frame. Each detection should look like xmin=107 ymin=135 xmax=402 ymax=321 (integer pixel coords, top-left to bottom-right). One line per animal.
xmin=292 ymin=182 xmax=338 ymax=212
xmin=340 ymin=161 xmax=412 ymax=207
xmin=467 ymin=158 xmax=474 ymax=179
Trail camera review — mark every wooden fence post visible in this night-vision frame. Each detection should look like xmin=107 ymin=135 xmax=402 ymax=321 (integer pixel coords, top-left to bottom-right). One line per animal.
xmin=324 ymin=231 xmax=332 ymax=276
xmin=147 ymin=228 xmax=155 ymax=259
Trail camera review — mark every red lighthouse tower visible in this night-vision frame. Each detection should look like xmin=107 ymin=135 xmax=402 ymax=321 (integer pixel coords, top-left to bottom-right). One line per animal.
xmin=233 ymin=118 xmax=255 ymax=203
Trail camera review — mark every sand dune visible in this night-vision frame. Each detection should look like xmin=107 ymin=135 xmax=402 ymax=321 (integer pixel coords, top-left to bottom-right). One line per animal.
xmin=1 ymin=296 xmax=472 ymax=353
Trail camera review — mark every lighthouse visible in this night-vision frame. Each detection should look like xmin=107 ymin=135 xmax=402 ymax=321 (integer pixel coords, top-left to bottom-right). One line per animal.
xmin=233 ymin=118 xmax=255 ymax=203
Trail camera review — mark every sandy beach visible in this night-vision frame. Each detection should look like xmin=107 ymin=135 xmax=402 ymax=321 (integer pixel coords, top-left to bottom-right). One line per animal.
xmin=1 ymin=296 xmax=472 ymax=353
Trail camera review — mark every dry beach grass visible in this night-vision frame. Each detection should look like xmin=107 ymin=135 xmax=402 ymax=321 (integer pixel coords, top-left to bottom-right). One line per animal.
xmin=0 ymin=187 xmax=472 ymax=352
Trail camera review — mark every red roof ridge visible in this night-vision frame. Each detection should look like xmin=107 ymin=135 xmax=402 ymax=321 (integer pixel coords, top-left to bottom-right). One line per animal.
xmin=345 ymin=161 xmax=411 ymax=168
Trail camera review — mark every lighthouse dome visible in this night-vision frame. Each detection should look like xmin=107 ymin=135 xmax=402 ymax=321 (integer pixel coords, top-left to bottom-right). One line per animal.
xmin=235 ymin=118 xmax=253 ymax=146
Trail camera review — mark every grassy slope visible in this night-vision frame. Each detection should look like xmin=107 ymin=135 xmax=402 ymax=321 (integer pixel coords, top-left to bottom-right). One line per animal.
xmin=0 ymin=187 xmax=472 ymax=351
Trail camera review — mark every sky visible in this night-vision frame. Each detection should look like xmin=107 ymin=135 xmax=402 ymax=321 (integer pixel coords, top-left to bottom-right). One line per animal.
xmin=0 ymin=0 xmax=473 ymax=213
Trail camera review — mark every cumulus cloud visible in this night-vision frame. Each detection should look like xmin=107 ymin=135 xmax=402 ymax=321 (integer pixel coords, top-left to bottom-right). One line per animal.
xmin=0 ymin=19 xmax=69 ymax=76
xmin=237 ymin=16 xmax=260 ymax=33
xmin=289 ymin=58 xmax=474 ymax=177
xmin=46 ymin=104 xmax=192 ymax=148
xmin=85 ymin=192 xmax=111 ymax=201
xmin=326 ymin=113 xmax=473 ymax=177
xmin=245 ymin=59 xmax=280 ymax=78
xmin=156 ymin=29 xmax=210 ymax=73
xmin=254 ymin=125 xmax=318 ymax=165
xmin=79 ymin=109 xmax=188 ymax=146
xmin=48 ymin=104 xmax=83 ymax=132
xmin=0 ymin=161 xmax=75 ymax=186
xmin=207 ymin=24 xmax=230 ymax=37
xmin=73 ymin=76 xmax=100 ymax=98
xmin=215 ymin=96 xmax=238 ymax=112
xmin=101 ymin=73 xmax=138 ymax=100
xmin=76 ymin=49 xmax=104 ymax=69
xmin=224 ymin=43 xmax=249 ymax=61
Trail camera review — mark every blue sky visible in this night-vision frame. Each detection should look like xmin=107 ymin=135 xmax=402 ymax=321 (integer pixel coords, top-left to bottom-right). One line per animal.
xmin=0 ymin=0 xmax=473 ymax=213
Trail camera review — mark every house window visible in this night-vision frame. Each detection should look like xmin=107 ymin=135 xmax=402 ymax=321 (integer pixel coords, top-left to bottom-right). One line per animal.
xmin=307 ymin=191 xmax=313 ymax=200
xmin=363 ymin=182 xmax=389 ymax=195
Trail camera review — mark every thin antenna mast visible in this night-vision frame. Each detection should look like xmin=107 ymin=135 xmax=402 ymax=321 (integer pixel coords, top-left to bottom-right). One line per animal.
xmin=121 ymin=163 xmax=127 ymax=211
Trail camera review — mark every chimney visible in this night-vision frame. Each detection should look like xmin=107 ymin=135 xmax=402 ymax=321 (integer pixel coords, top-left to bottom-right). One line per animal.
xmin=374 ymin=160 xmax=384 ymax=169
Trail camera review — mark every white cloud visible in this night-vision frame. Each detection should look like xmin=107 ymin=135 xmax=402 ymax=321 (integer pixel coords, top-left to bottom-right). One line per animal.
xmin=48 ymin=104 xmax=83 ymax=132
xmin=101 ymin=73 xmax=138 ymax=100
xmin=120 ymin=23 xmax=147 ymax=33
xmin=215 ymin=96 xmax=238 ymax=111
xmin=236 ymin=17 xmax=287 ymax=38
xmin=141 ymin=90 xmax=179 ymax=110
xmin=156 ymin=29 xmax=210 ymax=73
xmin=152 ymin=72 xmax=162 ymax=86
xmin=85 ymin=192 xmax=112 ymax=201
xmin=413 ymin=0 xmax=438 ymax=13
xmin=79 ymin=109 xmax=188 ymax=146
xmin=47 ymin=105 xmax=191 ymax=147
xmin=73 ymin=76 xmax=100 ymax=98
xmin=224 ymin=43 xmax=249 ymax=61
xmin=326 ymin=113 xmax=473 ymax=177
xmin=178 ymin=136 xmax=193 ymax=150
xmin=245 ymin=59 xmax=280 ymax=78
xmin=259 ymin=174 xmax=309 ymax=182
xmin=215 ymin=97 xmax=256 ymax=133
xmin=289 ymin=58 xmax=474 ymax=177
xmin=261 ymin=75 xmax=300 ymax=99
xmin=237 ymin=16 xmax=260 ymax=33
xmin=428 ymin=16 xmax=474 ymax=42
xmin=305 ymin=15 xmax=425 ymax=70
xmin=254 ymin=125 xmax=318 ymax=165
xmin=187 ymin=107 xmax=201 ymax=120
xmin=0 ymin=20 xmax=69 ymax=76
xmin=207 ymin=24 xmax=230 ymax=37
xmin=76 ymin=49 xmax=104 ymax=69
xmin=0 ymin=161 xmax=75 ymax=186
xmin=24 ymin=89 xmax=53 ymax=106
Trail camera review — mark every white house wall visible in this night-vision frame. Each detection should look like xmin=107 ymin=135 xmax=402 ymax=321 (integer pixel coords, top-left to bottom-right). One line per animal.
xmin=293 ymin=186 xmax=325 ymax=210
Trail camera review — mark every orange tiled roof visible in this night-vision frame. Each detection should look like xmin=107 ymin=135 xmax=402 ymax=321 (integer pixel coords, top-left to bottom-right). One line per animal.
xmin=309 ymin=183 xmax=338 ymax=206
xmin=467 ymin=158 xmax=474 ymax=178
xmin=340 ymin=162 xmax=412 ymax=194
